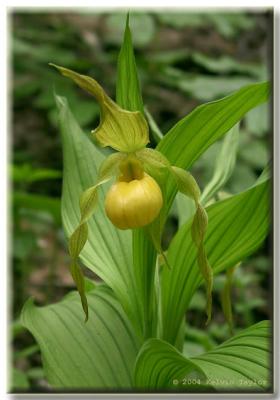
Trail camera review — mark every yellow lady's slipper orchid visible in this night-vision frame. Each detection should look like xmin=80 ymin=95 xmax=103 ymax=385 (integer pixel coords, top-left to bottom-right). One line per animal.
xmin=51 ymin=64 xmax=213 ymax=324
xmin=105 ymin=156 xmax=163 ymax=229
xmin=105 ymin=173 xmax=163 ymax=230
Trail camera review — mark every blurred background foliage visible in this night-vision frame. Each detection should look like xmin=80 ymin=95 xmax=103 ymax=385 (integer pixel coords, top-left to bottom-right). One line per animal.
xmin=10 ymin=9 xmax=272 ymax=391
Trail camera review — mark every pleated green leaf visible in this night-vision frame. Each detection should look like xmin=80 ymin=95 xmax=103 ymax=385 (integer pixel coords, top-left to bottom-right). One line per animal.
xmin=134 ymin=320 xmax=271 ymax=392
xmin=160 ymin=177 xmax=270 ymax=344
xmin=191 ymin=320 xmax=271 ymax=391
xmin=134 ymin=339 xmax=209 ymax=390
xmin=157 ymin=81 xmax=269 ymax=214
xmin=21 ymin=286 xmax=140 ymax=389
xmin=57 ymin=95 xmax=144 ymax=335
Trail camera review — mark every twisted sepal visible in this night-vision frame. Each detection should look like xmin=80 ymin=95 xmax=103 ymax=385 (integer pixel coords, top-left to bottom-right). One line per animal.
xmin=50 ymin=64 xmax=149 ymax=153
xmin=67 ymin=154 xmax=124 ymax=320
xmin=170 ymin=166 xmax=213 ymax=324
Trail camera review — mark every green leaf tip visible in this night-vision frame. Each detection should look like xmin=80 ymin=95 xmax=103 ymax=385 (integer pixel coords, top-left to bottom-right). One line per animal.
xmin=116 ymin=11 xmax=144 ymax=114
xmin=20 ymin=297 xmax=36 ymax=328
xmin=70 ymin=261 xmax=89 ymax=322
xmin=125 ymin=11 xmax=130 ymax=27
xmin=221 ymin=262 xmax=240 ymax=335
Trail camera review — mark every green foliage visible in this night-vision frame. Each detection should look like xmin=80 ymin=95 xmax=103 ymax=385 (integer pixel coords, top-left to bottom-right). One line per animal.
xmin=23 ymin=73 xmax=271 ymax=392
xmin=158 ymin=81 xmax=268 ymax=171
xmin=15 ymin=11 xmax=272 ymax=393
xmin=191 ymin=321 xmax=271 ymax=391
xmin=157 ymin=12 xmax=255 ymax=37
xmin=162 ymin=67 xmax=257 ymax=102
xmin=11 ymin=368 xmax=30 ymax=390
xmin=12 ymin=164 xmax=62 ymax=184
xmin=134 ymin=339 xmax=209 ymax=390
xmin=161 ymin=177 xmax=269 ymax=344
xmin=13 ymin=192 xmax=61 ymax=225
xmin=21 ymin=285 xmax=140 ymax=388
xmin=135 ymin=321 xmax=271 ymax=391
xmin=221 ymin=265 xmax=238 ymax=334
xmin=201 ymin=124 xmax=239 ymax=205
xmin=106 ymin=13 xmax=155 ymax=47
